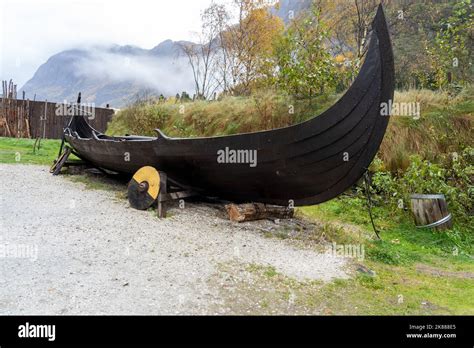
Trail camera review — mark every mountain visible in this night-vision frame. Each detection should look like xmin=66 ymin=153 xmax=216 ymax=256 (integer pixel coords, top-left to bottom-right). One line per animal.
xmin=20 ymin=1 xmax=312 ymax=108
xmin=272 ymin=0 xmax=312 ymax=23
xmin=20 ymin=40 xmax=195 ymax=108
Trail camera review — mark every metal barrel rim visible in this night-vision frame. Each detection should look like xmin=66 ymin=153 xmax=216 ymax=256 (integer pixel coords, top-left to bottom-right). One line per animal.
xmin=410 ymin=194 xmax=446 ymax=200
xmin=415 ymin=213 xmax=452 ymax=229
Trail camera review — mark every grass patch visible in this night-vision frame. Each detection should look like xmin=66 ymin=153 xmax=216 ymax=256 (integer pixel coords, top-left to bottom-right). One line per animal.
xmin=294 ymin=195 xmax=474 ymax=314
xmin=0 ymin=137 xmax=128 ymax=199
xmin=211 ymin=259 xmax=474 ymax=315
xmin=300 ymin=195 xmax=473 ymax=264
xmin=0 ymin=137 xmax=62 ymax=165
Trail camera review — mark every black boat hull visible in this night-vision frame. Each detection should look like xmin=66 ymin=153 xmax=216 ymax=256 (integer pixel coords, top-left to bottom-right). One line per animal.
xmin=65 ymin=5 xmax=394 ymax=207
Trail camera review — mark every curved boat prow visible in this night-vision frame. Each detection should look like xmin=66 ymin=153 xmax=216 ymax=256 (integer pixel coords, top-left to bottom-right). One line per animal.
xmin=63 ymin=4 xmax=395 ymax=206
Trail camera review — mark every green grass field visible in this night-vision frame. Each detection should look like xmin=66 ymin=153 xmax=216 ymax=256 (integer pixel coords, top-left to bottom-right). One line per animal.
xmin=0 ymin=137 xmax=61 ymax=165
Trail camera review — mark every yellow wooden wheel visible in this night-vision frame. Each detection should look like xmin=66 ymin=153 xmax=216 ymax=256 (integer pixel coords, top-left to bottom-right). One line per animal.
xmin=128 ymin=166 xmax=160 ymax=210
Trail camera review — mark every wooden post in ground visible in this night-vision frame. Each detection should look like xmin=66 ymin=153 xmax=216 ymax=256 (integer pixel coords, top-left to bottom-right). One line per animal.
xmin=1 ymin=80 xmax=12 ymax=137
xmin=157 ymin=172 xmax=168 ymax=218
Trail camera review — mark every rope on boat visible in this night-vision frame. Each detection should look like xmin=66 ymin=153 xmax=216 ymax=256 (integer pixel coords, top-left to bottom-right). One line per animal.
xmin=364 ymin=171 xmax=381 ymax=240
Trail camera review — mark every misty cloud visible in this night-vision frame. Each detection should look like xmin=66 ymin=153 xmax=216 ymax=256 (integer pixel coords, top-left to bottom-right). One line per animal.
xmin=73 ymin=47 xmax=196 ymax=97
xmin=0 ymin=0 xmax=216 ymax=87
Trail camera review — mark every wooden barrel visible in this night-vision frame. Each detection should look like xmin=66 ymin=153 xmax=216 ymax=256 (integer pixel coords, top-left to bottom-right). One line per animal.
xmin=410 ymin=194 xmax=453 ymax=231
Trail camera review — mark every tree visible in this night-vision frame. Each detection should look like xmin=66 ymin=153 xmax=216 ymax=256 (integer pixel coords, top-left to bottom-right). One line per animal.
xmin=180 ymin=3 xmax=223 ymax=100
xmin=321 ymin=0 xmax=378 ymax=84
xmin=428 ymin=0 xmax=473 ymax=88
xmin=222 ymin=0 xmax=284 ymax=95
xmin=321 ymin=1 xmax=378 ymax=58
xmin=180 ymin=91 xmax=191 ymax=102
xmin=204 ymin=2 xmax=232 ymax=93
xmin=385 ymin=0 xmax=455 ymax=89
xmin=321 ymin=0 xmax=472 ymax=90
xmin=274 ymin=1 xmax=337 ymax=98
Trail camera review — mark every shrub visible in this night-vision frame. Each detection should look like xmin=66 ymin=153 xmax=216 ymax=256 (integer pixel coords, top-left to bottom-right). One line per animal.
xmin=371 ymin=148 xmax=473 ymax=224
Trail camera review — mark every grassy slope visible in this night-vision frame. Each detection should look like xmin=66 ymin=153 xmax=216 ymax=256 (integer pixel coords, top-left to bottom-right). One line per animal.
xmin=107 ymin=91 xmax=338 ymax=138
xmin=0 ymin=136 xmax=123 ymax=197
xmin=108 ymin=87 xmax=473 ymax=174
xmin=380 ymin=88 xmax=474 ymax=172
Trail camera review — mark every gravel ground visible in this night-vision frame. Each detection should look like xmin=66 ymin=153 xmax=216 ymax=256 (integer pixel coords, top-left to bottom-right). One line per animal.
xmin=0 ymin=164 xmax=349 ymax=314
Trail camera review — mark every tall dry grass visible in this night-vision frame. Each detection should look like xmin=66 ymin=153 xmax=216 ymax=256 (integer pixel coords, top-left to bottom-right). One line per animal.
xmin=379 ymin=87 xmax=473 ymax=172
xmin=107 ymin=87 xmax=473 ymax=174
xmin=107 ymin=91 xmax=337 ymax=137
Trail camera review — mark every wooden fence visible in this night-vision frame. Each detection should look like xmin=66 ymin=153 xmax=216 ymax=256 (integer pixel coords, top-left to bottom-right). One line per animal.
xmin=0 ymin=96 xmax=114 ymax=139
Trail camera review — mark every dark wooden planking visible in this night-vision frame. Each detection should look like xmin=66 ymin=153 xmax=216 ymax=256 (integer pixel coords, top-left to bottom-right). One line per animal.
xmin=65 ymin=5 xmax=394 ymax=207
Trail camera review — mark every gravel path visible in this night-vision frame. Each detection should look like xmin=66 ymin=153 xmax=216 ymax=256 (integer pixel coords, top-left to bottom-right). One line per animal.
xmin=0 ymin=164 xmax=349 ymax=314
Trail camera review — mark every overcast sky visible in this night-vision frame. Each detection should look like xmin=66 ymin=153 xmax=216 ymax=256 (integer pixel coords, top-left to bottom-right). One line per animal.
xmin=0 ymin=0 xmax=220 ymax=87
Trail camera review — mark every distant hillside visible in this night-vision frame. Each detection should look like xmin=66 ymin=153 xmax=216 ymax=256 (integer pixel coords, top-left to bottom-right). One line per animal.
xmin=19 ymin=0 xmax=312 ymax=108
xmin=272 ymin=0 xmax=312 ymax=23
xmin=20 ymin=40 xmax=195 ymax=108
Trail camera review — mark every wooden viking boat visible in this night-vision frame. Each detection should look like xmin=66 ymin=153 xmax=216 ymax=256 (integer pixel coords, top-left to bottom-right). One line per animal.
xmin=63 ymin=5 xmax=394 ymax=207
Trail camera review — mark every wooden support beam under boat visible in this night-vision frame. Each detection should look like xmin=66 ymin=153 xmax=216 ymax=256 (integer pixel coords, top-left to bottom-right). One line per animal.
xmin=225 ymin=203 xmax=294 ymax=222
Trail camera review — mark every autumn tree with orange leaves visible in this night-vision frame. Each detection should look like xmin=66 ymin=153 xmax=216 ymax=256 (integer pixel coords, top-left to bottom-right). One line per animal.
xmin=221 ymin=0 xmax=284 ymax=95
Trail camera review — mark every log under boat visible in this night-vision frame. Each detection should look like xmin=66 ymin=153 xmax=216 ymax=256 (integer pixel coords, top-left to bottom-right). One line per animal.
xmin=63 ymin=5 xmax=394 ymax=207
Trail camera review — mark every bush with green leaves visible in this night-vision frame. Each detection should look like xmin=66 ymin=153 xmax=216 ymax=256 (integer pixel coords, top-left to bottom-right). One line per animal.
xmin=273 ymin=3 xmax=337 ymax=98
xmin=371 ymin=147 xmax=473 ymax=224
